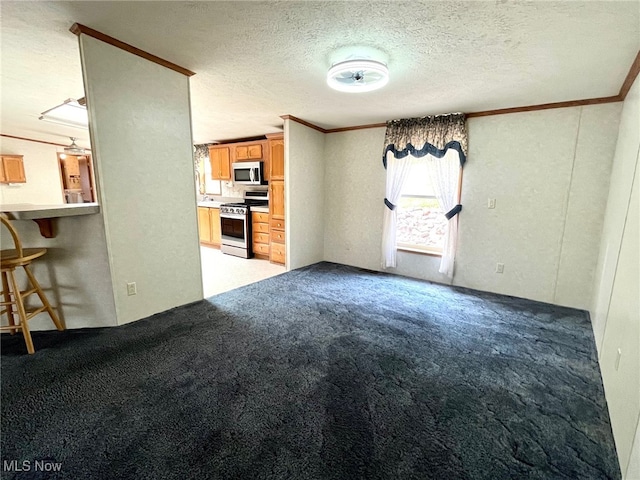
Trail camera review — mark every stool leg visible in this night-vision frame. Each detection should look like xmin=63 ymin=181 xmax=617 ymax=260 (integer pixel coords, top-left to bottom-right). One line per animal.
xmin=7 ymin=269 xmax=34 ymax=354
xmin=1 ymin=271 xmax=17 ymax=335
xmin=23 ymin=265 xmax=65 ymax=331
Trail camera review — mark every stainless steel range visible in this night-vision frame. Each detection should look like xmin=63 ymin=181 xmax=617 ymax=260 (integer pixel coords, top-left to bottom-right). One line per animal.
xmin=220 ymin=190 xmax=268 ymax=258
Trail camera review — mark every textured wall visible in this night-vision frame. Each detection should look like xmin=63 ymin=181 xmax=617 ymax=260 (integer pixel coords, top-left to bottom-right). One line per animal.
xmin=0 ymin=137 xmax=64 ymax=205
xmin=323 ymin=104 xmax=621 ymax=310
xmin=79 ymin=35 xmax=203 ymax=325
xmin=323 ymin=128 xmax=387 ymax=272
xmin=286 ymin=120 xmax=326 ymax=269
xmin=590 ymin=77 xmax=640 ymax=479
xmin=455 ymin=104 xmax=620 ymax=308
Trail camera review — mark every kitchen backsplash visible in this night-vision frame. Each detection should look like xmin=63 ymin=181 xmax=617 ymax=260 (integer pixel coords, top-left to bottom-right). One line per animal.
xmin=194 ymin=143 xmax=254 ymax=200
xmin=220 ymin=180 xmax=244 ymax=198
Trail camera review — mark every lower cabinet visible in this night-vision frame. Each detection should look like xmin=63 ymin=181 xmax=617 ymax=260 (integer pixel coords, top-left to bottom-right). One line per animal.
xmin=269 ymin=217 xmax=285 ymax=265
xmin=270 ymin=240 xmax=285 ymax=265
xmin=198 ymin=206 xmax=221 ymax=247
xmin=252 ymin=211 xmax=270 ymax=259
xmin=269 ymin=179 xmax=285 ymax=265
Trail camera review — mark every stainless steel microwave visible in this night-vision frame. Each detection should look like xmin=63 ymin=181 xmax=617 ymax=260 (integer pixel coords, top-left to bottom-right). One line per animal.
xmin=232 ymin=161 xmax=266 ymax=185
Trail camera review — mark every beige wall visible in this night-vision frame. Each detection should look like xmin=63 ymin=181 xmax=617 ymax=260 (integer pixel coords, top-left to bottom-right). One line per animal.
xmin=0 ymin=137 xmax=64 ymax=205
xmin=322 ymin=104 xmax=621 ymax=310
xmin=286 ymin=119 xmax=326 ymax=270
xmin=79 ymin=35 xmax=203 ymax=325
xmin=455 ymin=104 xmax=620 ymax=308
xmin=590 ymin=76 xmax=640 ymax=480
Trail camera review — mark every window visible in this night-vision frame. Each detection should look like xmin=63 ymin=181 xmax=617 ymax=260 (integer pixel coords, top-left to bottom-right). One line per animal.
xmin=203 ymin=155 xmax=222 ymax=195
xmin=395 ymin=158 xmax=448 ymax=255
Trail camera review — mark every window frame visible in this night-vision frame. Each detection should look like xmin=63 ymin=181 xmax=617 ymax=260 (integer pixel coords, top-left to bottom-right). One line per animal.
xmin=395 ymin=157 xmax=464 ymax=257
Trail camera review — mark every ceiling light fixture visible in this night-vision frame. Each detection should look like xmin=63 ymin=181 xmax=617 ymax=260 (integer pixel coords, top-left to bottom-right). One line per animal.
xmin=39 ymin=98 xmax=88 ymax=129
xmin=327 ymin=58 xmax=389 ymax=93
xmin=64 ymin=137 xmax=87 ymax=155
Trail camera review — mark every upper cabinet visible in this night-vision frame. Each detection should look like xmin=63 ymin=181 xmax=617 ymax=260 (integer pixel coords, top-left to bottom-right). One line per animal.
xmin=208 ymin=145 xmax=231 ymax=180
xmin=61 ymin=156 xmax=82 ymax=190
xmin=0 ymin=155 xmax=26 ymax=184
xmin=268 ymin=135 xmax=284 ymax=181
xmin=234 ymin=143 xmax=263 ymax=161
xmin=207 ymin=136 xmax=282 ymax=184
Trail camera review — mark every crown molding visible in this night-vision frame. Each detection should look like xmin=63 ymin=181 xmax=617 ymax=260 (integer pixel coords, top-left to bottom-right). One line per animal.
xmin=1 ymin=134 xmax=69 ymax=148
xmin=70 ymin=23 xmax=195 ymax=77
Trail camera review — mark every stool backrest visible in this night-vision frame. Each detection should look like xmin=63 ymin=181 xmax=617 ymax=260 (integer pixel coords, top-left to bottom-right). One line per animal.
xmin=0 ymin=214 xmax=23 ymax=257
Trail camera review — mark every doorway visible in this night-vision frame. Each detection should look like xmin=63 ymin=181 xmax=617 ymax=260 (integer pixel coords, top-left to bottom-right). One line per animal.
xmin=57 ymin=153 xmax=96 ymax=203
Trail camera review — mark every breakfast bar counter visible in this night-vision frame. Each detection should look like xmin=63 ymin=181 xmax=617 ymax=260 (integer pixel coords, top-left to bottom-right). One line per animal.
xmin=1 ymin=203 xmax=100 ymax=238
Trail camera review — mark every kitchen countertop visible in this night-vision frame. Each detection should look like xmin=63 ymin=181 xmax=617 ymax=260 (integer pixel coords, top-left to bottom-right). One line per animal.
xmin=0 ymin=203 xmax=101 ymax=238
xmin=1 ymin=203 xmax=100 ymax=220
xmin=197 ymin=197 xmax=269 ymax=213
xmin=197 ymin=196 xmax=242 ymax=208
xmin=197 ymin=201 xmax=223 ymax=208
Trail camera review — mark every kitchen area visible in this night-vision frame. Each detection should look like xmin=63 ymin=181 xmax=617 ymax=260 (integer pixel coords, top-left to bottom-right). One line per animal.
xmin=195 ymin=133 xmax=286 ymax=297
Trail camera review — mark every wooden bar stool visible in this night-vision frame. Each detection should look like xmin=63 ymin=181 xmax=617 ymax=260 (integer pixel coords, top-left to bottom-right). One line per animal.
xmin=1 ymin=213 xmax=65 ymax=354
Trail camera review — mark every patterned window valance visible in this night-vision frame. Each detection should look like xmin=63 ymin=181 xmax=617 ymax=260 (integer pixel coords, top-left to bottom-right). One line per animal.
xmin=382 ymin=113 xmax=468 ymax=168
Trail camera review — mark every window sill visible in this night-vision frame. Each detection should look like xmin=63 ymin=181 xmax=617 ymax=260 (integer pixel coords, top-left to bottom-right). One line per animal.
xmin=397 ymin=246 xmax=443 ymax=258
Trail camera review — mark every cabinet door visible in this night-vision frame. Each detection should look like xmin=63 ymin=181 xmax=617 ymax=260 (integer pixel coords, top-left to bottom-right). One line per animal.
xmin=269 ymin=139 xmax=284 ymax=181
xmin=197 ymin=207 xmax=212 ymax=244
xmin=210 ymin=208 xmax=221 ymax=246
xmin=1 ymin=156 xmax=26 ymax=183
xmin=235 ymin=145 xmax=248 ymax=160
xmin=209 ymin=146 xmax=231 ymax=180
xmin=64 ymin=157 xmax=80 ymax=176
xmin=270 ymin=242 xmax=285 ymax=265
xmin=247 ymin=144 xmax=263 ymax=159
xmin=270 ymin=181 xmax=285 ymax=220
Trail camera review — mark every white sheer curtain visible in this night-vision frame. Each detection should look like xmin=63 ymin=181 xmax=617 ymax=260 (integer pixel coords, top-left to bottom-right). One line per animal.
xmin=425 ymin=149 xmax=463 ymax=277
xmin=381 ymin=152 xmax=414 ymax=268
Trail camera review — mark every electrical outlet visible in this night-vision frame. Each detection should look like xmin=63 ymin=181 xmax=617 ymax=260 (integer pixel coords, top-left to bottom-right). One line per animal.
xmin=127 ymin=282 xmax=137 ymax=296
xmin=495 ymin=263 xmax=504 ymax=274
xmin=488 ymin=198 xmax=496 ymax=209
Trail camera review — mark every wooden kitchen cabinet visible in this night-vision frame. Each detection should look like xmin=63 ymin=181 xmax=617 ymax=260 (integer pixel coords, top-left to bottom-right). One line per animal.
xmin=61 ymin=156 xmax=82 ymax=190
xmin=198 ymin=206 xmax=221 ymax=247
xmin=210 ymin=208 xmax=221 ymax=245
xmin=270 ymin=242 xmax=285 ymax=265
xmin=234 ymin=143 xmax=263 ymax=161
xmin=0 ymin=155 xmax=26 ymax=183
xmin=198 ymin=207 xmax=212 ymax=244
xmin=268 ymin=136 xmax=284 ymax=181
xmin=270 ymin=181 xmax=285 ymax=220
xmin=269 ymin=180 xmax=285 ymax=265
xmin=63 ymin=156 xmax=80 ymax=176
xmin=252 ymin=211 xmax=270 ymax=260
xmin=208 ymin=146 xmax=231 ymax=180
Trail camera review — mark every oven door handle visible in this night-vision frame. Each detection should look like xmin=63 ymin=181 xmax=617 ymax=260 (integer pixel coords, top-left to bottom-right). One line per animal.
xmin=220 ymin=213 xmax=246 ymax=220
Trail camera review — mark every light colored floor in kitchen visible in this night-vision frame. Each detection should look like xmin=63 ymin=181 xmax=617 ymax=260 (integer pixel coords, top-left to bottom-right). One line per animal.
xmin=201 ymin=246 xmax=286 ymax=298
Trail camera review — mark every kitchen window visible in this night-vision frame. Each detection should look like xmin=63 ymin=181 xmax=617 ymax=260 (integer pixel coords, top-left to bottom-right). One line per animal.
xmin=395 ymin=158 xmax=448 ymax=255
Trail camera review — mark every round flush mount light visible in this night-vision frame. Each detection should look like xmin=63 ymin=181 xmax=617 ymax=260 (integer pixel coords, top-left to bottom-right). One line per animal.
xmin=327 ymin=58 xmax=389 ymax=93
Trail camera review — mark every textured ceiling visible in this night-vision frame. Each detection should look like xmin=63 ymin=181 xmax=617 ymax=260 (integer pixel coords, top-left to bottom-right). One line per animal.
xmin=1 ymin=1 xmax=639 ymax=147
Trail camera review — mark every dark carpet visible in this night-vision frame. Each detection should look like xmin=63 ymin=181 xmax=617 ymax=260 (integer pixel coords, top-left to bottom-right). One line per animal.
xmin=1 ymin=262 xmax=619 ymax=479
